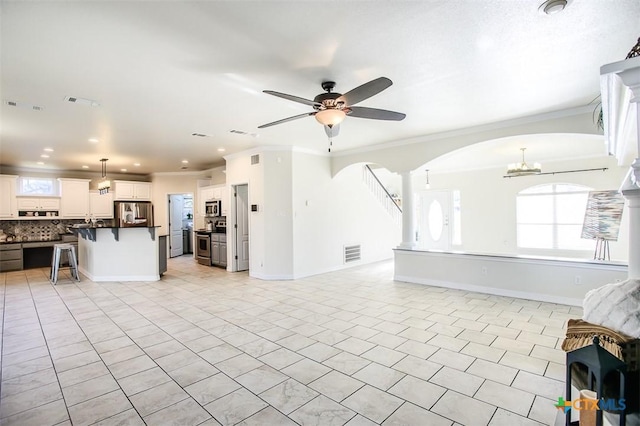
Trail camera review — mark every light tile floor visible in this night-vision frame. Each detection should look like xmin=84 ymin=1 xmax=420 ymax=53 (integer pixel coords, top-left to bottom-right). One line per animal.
xmin=0 ymin=256 xmax=579 ymax=425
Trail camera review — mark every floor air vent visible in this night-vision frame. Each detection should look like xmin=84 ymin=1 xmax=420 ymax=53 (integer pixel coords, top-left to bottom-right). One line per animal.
xmin=344 ymin=244 xmax=361 ymax=263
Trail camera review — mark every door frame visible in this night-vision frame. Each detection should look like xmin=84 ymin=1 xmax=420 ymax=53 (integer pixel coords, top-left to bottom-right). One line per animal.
xmin=229 ymin=183 xmax=250 ymax=272
xmin=166 ymin=192 xmax=194 ymax=257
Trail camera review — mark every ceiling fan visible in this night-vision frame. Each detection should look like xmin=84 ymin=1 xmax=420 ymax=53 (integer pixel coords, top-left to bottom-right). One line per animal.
xmin=258 ymin=77 xmax=406 ymax=150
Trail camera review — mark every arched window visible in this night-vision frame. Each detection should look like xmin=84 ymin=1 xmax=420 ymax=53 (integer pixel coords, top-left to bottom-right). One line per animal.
xmin=516 ymin=183 xmax=593 ymax=251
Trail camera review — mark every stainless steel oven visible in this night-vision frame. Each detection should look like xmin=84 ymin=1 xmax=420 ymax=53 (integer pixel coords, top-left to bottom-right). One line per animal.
xmin=195 ymin=231 xmax=212 ymax=265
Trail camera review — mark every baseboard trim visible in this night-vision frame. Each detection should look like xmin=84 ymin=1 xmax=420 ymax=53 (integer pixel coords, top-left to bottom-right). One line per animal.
xmin=393 ymin=274 xmax=583 ymax=306
xmin=79 ymin=267 xmax=160 ymax=282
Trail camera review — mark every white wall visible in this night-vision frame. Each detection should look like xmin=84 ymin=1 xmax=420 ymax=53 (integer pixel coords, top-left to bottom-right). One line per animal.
xmin=225 ymin=149 xmax=266 ymax=277
xmin=395 ymin=250 xmax=627 ymax=306
xmin=225 ymin=147 xmax=401 ymax=280
xmin=262 ymin=151 xmax=294 ymax=278
xmin=412 ymin=156 xmax=630 ymax=261
xmin=292 ymin=152 xmax=401 ymax=278
xmin=150 ymin=173 xmax=199 ymax=235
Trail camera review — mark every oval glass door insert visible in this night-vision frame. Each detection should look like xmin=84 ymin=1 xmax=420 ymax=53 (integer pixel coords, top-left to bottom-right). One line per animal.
xmin=428 ymin=200 xmax=444 ymax=241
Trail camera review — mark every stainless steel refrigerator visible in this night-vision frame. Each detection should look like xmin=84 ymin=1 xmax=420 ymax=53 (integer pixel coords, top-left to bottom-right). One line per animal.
xmin=114 ymin=201 xmax=154 ymax=227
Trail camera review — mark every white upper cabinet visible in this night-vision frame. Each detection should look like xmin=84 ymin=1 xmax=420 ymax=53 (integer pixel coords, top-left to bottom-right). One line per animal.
xmin=220 ymin=186 xmax=229 ymax=216
xmin=59 ymin=179 xmax=90 ymax=219
xmin=0 ymin=175 xmax=18 ymax=218
xmin=16 ymin=197 xmax=61 ymax=211
xmin=197 ymin=186 xmax=215 ymax=215
xmin=90 ymin=192 xmax=114 ymax=218
xmin=114 ymin=181 xmax=152 ymax=201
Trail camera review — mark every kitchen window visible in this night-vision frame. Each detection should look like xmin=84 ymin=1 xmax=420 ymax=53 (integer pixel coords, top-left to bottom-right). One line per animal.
xmin=18 ymin=177 xmax=58 ymax=196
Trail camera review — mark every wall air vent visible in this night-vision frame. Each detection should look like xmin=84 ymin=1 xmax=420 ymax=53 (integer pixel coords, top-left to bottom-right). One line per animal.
xmin=251 ymin=154 xmax=260 ymax=165
xmin=64 ymin=96 xmax=100 ymax=107
xmin=344 ymin=244 xmax=361 ymax=263
xmin=4 ymin=100 xmax=44 ymax=111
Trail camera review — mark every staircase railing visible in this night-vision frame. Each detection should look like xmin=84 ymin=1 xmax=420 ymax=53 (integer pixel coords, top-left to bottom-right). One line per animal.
xmin=363 ymin=165 xmax=402 ymax=225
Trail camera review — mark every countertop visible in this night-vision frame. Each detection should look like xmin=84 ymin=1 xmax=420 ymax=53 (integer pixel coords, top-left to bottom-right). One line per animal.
xmin=72 ymin=225 xmax=161 ymax=229
xmin=0 ymin=236 xmax=78 ymax=245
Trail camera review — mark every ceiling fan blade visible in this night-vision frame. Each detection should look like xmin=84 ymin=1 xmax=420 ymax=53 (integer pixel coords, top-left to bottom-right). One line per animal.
xmin=258 ymin=112 xmax=315 ymax=129
xmin=263 ymin=90 xmax=321 ymax=107
xmin=338 ymin=77 xmax=393 ymax=106
xmin=348 ymin=106 xmax=406 ymax=121
xmin=324 ymin=124 xmax=340 ymax=138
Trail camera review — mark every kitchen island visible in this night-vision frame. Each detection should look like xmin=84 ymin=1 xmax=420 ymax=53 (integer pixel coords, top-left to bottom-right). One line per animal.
xmin=74 ymin=226 xmax=165 ymax=282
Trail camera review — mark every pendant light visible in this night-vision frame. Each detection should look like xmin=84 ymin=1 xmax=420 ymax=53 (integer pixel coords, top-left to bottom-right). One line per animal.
xmin=506 ymin=148 xmax=542 ymax=176
xmin=98 ymin=158 xmax=111 ymax=195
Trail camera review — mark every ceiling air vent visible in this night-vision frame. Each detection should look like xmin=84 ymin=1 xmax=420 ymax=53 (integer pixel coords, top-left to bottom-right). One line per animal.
xmin=191 ymin=133 xmax=208 ymax=137
xmin=4 ymin=100 xmax=44 ymax=111
xmin=251 ymin=154 xmax=260 ymax=165
xmin=344 ymin=244 xmax=361 ymax=263
xmin=231 ymin=130 xmax=259 ymax=137
xmin=64 ymin=96 xmax=100 ymax=107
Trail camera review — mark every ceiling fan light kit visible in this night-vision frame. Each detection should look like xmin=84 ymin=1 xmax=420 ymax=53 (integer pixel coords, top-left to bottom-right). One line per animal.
xmin=539 ymin=0 xmax=570 ymax=15
xmin=258 ymin=77 xmax=406 ymax=149
xmin=315 ymin=109 xmax=346 ymax=126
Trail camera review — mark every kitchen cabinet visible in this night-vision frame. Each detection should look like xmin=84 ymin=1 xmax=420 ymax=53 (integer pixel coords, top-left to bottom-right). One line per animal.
xmin=90 ymin=192 xmax=114 ymax=218
xmin=59 ymin=179 xmax=90 ymax=219
xmin=159 ymin=235 xmax=167 ymax=275
xmin=211 ymin=233 xmax=226 ymax=267
xmin=198 ymin=185 xmax=227 ymax=216
xmin=114 ymin=181 xmax=152 ymax=201
xmin=0 ymin=175 xmax=18 ymax=218
xmin=197 ymin=186 xmax=215 ymax=216
xmin=0 ymin=244 xmax=22 ymax=272
xmin=17 ymin=197 xmax=61 ymax=211
xmin=219 ymin=186 xmax=229 ymax=216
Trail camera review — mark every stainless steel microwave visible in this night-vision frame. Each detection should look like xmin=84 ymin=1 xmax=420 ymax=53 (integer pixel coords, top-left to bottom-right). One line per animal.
xmin=205 ymin=199 xmax=221 ymax=217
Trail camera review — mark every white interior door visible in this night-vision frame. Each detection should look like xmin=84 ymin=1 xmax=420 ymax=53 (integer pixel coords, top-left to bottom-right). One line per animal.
xmin=235 ymin=184 xmax=249 ymax=271
xmin=169 ymin=195 xmax=184 ymax=257
xmin=419 ymin=190 xmax=451 ymax=251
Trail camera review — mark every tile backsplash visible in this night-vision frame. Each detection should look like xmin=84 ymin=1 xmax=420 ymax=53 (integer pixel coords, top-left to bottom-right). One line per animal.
xmin=0 ymin=219 xmax=86 ymax=242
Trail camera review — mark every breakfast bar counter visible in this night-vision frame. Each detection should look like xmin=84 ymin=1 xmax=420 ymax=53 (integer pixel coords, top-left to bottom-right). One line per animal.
xmin=74 ymin=226 xmax=162 ymax=282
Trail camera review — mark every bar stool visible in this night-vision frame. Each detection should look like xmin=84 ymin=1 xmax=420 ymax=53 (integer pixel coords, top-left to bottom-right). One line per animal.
xmin=50 ymin=243 xmax=80 ymax=284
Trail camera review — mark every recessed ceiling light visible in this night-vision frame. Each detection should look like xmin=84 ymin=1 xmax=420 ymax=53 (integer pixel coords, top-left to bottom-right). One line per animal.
xmin=44 ymin=147 xmax=54 ymax=152
xmin=88 ymin=138 xmax=99 ymax=143
xmin=120 ymin=168 xmax=127 ymax=172
xmin=217 ymin=148 xmax=226 ymax=152
xmin=37 ymin=161 xmax=44 ymax=165
xmin=82 ymin=165 xmax=89 ymax=169
xmin=40 ymin=154 xmax=49 ymax=158
xmin=539 ymin=0 xmax=569 ymax=15
xmin=133 ymin=163 xmax=141 ymax=167
xmin=181 ymin=160 xmax=189 ymax=164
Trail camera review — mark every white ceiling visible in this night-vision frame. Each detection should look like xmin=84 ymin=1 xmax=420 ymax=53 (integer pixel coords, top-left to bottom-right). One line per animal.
xmin=1 ymin=1 xmax=638 ymax=176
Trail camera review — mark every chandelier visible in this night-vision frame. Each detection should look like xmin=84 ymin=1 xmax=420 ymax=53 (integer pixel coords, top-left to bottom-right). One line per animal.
xmin=506 ymin=148 xmax=541 ymax=176
xmin=98 ymin=158 xmax=111 ymax=194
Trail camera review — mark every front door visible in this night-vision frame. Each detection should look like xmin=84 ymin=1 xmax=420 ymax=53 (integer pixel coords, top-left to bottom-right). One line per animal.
xmin=169 ymin=195 xmax=184 ymax=257
xmin=235 ymin=184 xmax=249 ymax=271
xmin=418 ymin=190 xmax=451 ymax=251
